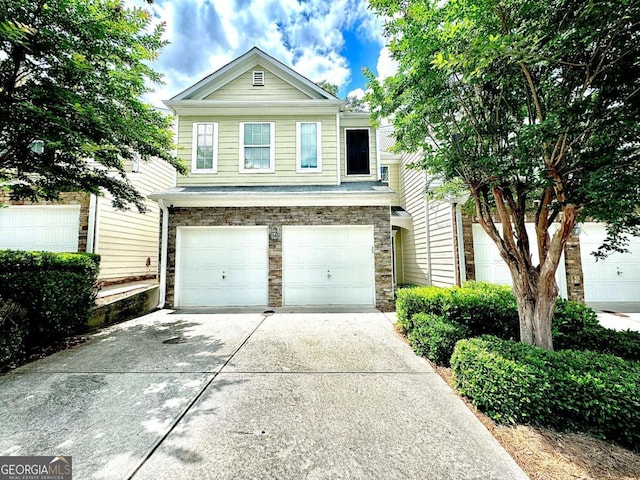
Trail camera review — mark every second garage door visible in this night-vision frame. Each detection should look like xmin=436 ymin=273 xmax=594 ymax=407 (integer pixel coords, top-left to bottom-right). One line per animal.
xmin=175 ymin=226 xmax=268 ymax=307
xmin=283 ymin=225 xmax=375 ymax=306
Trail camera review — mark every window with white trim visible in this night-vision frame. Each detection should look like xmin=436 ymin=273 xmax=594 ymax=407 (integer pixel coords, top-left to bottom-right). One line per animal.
xmin=296 ymin=122 xmax=322 ymax=172
xmin=379 ymin=165 xmax=389 ymax=183
xmin=240 ymin=122 xmax=275 ymax=172
xmin=192 ymin=122 xmax=218 ymax=173
xmin=346 ymin=129 xmax=370 ymax=175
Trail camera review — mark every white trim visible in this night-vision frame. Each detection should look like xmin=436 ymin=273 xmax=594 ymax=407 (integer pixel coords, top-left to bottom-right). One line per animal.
xmin=86 ymin=194 xmax=98 ymax=253
xmin=296 ymin=121 xmax=322 ymax=173
xmin=252 ymin=70 xmax=265 ymax=86
xmin=344 ymin=127 xmax=371 ymax=176
xmin=158 ymin=199 xmax=169 ymax=309
xmin=239 ymin=121 xmax=276 ymax=173
xmin=336 ymin=112 xmax=341 ymax=185
xmin=191 ymin=122 xmax=218 ymax=173
xmin=151 ymin=192 xmax=395 ymax=208
xmin=164 ymin=100 xmax=343 ymax=116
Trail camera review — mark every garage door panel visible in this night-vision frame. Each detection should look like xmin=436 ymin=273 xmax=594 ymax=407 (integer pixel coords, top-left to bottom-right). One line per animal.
xmin=176 ymin=227 xmax=268 ymax=307
xmin=283 ymin=226 xmax=375 ymax=306
xmin=0 ymin=206 xmax=80 ymax=252
xmin=580 ymin=223 xmax=640 ymax=302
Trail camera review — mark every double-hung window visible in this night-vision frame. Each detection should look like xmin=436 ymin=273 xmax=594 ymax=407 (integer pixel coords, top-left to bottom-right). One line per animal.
xmin=240 ymin=122 xmax=275 ymax=172
xmin=192 ymin=122 xmax=218 ymax=173
xmin=296 ymin=122 xmax=322 ymax=172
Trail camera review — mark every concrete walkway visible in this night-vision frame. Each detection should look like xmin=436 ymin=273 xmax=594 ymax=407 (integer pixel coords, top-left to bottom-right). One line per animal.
xmin=0 ymin=310 xmax=528 ymax=479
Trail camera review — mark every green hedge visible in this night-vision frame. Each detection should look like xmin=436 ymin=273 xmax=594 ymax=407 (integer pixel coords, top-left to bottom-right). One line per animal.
xmin=397 ymin=282 xmax=640 ymax=363
xmin=451 ymin=336 xmax=640 ymax=451
xmin=407 ymin=313 xmax=469 ymax=366
xmin=553 ymin=298 xmax=640 ymax=361
xmin=397 ymin=282 xmax=518 ymax=338
xmin=0 ymin=250 xmax=100 ymax=368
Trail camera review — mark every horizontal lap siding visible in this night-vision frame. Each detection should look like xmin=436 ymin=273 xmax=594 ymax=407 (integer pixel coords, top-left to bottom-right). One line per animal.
xmin=428 ymin=201 xmax=455 ymax=287
xmin=96 ymin=157 xmax=175 ymax=281
xmin=177 ymin=115 xmax=337 ymax=186
xmin=205 ymin=67 xmax=313 ymax=101
xmin=400 ymin=152 xmax=429 ymax=285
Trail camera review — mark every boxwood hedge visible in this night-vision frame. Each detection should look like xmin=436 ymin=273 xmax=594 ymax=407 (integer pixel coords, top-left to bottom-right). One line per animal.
xmin=451 ymin=336 xmax=640 ymax=451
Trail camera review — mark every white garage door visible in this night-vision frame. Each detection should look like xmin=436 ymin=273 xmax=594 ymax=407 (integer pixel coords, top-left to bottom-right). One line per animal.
xmin=176 ymin=226 xmax=268 ymax=307
xmin=580 ymin=223 xmax=640 ymax=302
xmin=473 ymin=224 xmax=568 ymax=298
xmin=283 ymin=225 xmax=375 ymax=306
xmin=0 ymin=205 xmax=80 ymax=252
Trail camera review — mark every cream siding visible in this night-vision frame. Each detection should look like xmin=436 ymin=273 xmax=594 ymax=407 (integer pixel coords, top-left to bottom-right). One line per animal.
xmin=427 ymin=201 xmax=456 ymax=287
xmin=398 ymin=151 xmax=430 ymax=285
xmin=205 ymin=66 xmax=312 ymax=101
xmin=340 ymin=115 xmax=378 ymax=182
xmin=382 ymin=161 xmax=402 ymax=205
xmin=95 ymin=157 xmax=175 ymax=281
xmin=176 ymin=115 xmax=338 ymax=186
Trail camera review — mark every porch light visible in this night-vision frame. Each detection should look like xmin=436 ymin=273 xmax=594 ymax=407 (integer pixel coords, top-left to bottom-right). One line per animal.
xmin=270 ymin=226 xmax=279 ymax=240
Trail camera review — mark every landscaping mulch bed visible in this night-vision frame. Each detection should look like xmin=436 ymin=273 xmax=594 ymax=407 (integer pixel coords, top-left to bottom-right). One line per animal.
xmin=433 ymin=364 xmax=640 ymax=480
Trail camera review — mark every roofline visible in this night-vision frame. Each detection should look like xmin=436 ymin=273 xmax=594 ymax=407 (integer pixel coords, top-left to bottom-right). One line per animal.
xmin=169 ymin=46 xmax=341 ymax=102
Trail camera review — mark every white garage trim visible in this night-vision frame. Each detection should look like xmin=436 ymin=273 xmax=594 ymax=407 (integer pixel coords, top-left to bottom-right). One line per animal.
xmin=282 ymin=225 xmax=376 ymax=306
xmin=175 ymin=226 xmax=269 ymax=307
xmin=580 ymin=223 xmax=640 ymax=302
xmin=0 ymin=205 xmax=80 ymax=252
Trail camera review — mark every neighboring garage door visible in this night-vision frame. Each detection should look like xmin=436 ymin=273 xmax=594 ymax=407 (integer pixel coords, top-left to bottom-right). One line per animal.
xmin=580 ymin=223 xmax=640 ymax=302
xmin=473 ymin=224 xmax=568 ymax=298
xmin=282 ymin=225 xmax=375 ymax=306
xmin=0 ymin=205 xmax=80 ymax=252
xmin=175 ymin=226 xmax=268 ymax=307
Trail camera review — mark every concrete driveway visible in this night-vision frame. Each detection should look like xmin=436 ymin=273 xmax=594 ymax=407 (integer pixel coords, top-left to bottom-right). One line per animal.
xmin=0 ymin=310 xmax=527 ymax=480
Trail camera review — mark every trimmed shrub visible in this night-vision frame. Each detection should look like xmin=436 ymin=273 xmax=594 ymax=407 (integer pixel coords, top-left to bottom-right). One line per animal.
xmin=407 ymin=313 xmax=469 ymax=366
xmin=451 ymin=336 xmax=640 ymax=451
xmin=0 ymin=298 xmax=28 ymax=367
xmin=0 ymin=250 xmax=99 ymax=355
xmin=395 ymin=286 xmax=451 ymax=333
xmin=553 ymin=299 xmax=640 ymax=361
xmin=396 ymin=281 xmax=518 ymax=339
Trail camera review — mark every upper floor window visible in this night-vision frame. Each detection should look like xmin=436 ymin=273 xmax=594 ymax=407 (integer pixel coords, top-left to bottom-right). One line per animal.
xmin=296 ymin=122 xmax=322 ymax=172
xmin=192 ymin=122 xmax=218 ymax=173
xmin=379 ymin=165 xmax=389 ymax=183
xmin=240 ymin=122 xmax=275 ymax=173
xmin=346 ymin=129 xmax=370 ymax=175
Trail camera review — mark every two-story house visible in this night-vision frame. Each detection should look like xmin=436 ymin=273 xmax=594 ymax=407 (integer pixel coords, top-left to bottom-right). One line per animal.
xmin=152 ymin=47 xmax=395 ymax=310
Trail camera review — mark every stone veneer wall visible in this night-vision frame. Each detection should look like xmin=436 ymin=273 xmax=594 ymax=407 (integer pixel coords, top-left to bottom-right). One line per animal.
xmin=0 ymin=191 xmax=91 ymax=252
xmin=165 ymin=206 xmax=394 ymax=310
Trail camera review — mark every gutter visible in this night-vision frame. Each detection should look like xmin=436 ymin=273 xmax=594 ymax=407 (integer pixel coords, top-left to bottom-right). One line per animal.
xmin=157 ymin=198 xmax=169 ymax=309
xmin=86 ymin=194 xmax=98 ymax=253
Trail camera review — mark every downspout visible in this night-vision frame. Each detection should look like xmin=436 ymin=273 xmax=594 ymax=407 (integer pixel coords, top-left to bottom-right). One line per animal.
xmin=424 ymin=172 xmax=433 ymax=285
xmin=86 ymin=194 xmax=98 ymax=253
xmin=157 ymin=198 xmax=169 ymax=309
xmin=455 ymin=203 xmax=467 ymax=285
xmin=336 ymin=111 xmax=341 ymax=185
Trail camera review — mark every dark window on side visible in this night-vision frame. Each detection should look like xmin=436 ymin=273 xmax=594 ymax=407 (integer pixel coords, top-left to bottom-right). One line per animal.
xmin=346 ymin=129 xmax=370 ymax=175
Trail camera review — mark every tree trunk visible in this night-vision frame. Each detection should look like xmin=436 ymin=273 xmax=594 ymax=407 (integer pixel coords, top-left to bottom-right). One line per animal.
xmin=511 ymin=266 xmax=557 ymax=350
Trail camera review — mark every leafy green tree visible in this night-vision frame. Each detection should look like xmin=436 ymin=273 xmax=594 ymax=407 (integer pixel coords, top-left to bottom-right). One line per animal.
xmin=0 ymin=0 xmax=184 ymax=211
xmin=366 ymin=0 xmax=640 ymax=349
xmin=316 ymin=80 xmax=339 ymax=96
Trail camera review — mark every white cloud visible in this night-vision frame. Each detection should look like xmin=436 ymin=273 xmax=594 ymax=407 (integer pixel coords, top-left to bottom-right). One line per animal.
xmin=376 ymin=46 xmax=398 ymax=82
xmin=347 ymin=87 xmax=366 ymax=100
xmin=125 ymin=0 xmax=384 ymax=107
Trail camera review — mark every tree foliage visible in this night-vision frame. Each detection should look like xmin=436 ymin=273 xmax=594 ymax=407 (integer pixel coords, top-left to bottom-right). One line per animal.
xmin=366 ymin=0 xmax=640 ymax=348
xmin=0 ymin=0 xmax=184 ymax=211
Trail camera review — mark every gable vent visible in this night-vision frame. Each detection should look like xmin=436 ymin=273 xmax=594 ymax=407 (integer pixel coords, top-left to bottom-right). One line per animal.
xmin=252 ymin=70 xmax=265 ymax=86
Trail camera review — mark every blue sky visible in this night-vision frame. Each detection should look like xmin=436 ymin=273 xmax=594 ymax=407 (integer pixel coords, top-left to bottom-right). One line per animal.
xmin=129 ymin=0 xmax=397 ymax=107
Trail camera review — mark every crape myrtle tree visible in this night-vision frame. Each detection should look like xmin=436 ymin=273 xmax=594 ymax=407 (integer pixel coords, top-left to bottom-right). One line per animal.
xmin=0 ymin=0 xmax=185 ymax=212
xmin=366 ymin=0 xmax=640 ymax=349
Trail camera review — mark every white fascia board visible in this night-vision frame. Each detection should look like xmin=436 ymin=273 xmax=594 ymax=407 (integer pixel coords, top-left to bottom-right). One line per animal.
xmin=150 ymin=192 xmax=395 ymax=208
xmin=164 ymin=100 xmax=343 ymax=116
